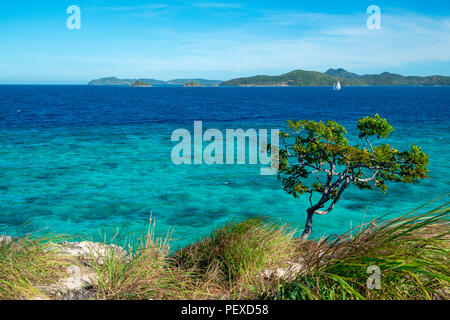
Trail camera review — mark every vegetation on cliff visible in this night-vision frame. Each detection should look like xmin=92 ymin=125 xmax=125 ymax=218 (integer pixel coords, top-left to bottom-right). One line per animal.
xmin=1 ymin=199 xmax=448 ymax=300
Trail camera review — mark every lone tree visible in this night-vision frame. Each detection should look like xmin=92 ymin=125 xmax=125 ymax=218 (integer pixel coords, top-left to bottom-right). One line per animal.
xmin=276 ymin=114 xmax=429 ymax=240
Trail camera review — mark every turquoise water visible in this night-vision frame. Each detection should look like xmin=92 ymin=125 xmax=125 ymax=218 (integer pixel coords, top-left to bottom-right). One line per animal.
xmin=0 ymin=86 xmax=449 ymax=248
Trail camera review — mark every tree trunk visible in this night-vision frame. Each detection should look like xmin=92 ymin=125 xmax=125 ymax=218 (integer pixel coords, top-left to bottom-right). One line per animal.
xmin=301 ymin=208 xmax=314 ymax=240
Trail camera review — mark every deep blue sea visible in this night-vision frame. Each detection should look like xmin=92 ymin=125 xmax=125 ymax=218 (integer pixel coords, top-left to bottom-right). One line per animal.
xmin=0 ymin=86 xmax=449 ymax=248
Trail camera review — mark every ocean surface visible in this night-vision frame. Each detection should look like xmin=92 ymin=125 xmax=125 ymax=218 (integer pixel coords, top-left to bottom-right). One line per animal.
xmin=0 ymin=85 xmax=449 ymax=249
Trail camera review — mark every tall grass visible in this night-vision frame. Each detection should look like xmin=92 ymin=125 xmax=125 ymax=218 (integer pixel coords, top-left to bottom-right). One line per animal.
xmin=0 ymin=235 xmax=66 ymax=299
xmin=173 ymin=218 xmax=298 ymax=298
xmin=271 ymin=202 xmax=450 ymax=300
xmin=92 ymin=218 xmax=205 ymax=300
xmin=94 ymin=218 xmax=298 ymax=299
xmin=1 ymin=201 xmax=448 ymax=300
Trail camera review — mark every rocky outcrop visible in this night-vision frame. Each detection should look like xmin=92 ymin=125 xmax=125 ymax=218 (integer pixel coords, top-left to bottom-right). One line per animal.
xmin=42 ymin=241 xmax=128 ymax=300
xmin=37 ymin=264 xmax=97 ymax=300
xmin=1 ymin=237 xmax=128 ymax=300
xmin=55 ymin=241 xmax=128 ymax=265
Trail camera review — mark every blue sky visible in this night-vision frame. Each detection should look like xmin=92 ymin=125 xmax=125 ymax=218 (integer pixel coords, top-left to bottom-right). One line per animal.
xmin=0 ymin=0 xmax=449 ymax=83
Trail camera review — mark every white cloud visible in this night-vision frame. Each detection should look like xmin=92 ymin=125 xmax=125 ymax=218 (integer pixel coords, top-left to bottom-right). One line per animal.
xmin=193 ymin=2 xmax=243 ymax=9
xmin=98 ymin=4 xmax=169 ymax=11
xmin=133 ymin=10 xmax=450 ymax=76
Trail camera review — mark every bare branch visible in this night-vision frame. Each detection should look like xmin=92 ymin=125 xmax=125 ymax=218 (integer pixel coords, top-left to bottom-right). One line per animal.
xmin=365 ymin=136 xmax=374 ymax=152
xmin=315 ymin=179 xmax=350 ymax=215
xmin=282 ymin=137 xmax=291 ymax=157
xmin=354 ymin=169 xmax=380 ymax=183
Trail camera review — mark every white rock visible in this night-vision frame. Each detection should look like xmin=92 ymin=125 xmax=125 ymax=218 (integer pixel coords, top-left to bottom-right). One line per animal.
xmin=39 ymin=264 xmax=97 ymax=300
xmin=56 ymin=241 xmax=128 ymax=265
xmin=262 ymin=260 xmax=305 ymax=281
xmin=0 ymin=235 xmax=12 ymax=245
xmin=62 ymin=266 xmax=90 ymax=291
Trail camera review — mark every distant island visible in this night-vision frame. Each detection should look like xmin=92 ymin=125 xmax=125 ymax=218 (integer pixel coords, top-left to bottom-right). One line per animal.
xmin=88 ymin=77 xmax=222 ymax=86
xmin=167 ymin=79 xmax=220 ymax=86
xmin=221 ymin=68 xmax=450 ymax=86
xmin=130 ymin=80 xmax=151 ymax=87
xmin=88 ymin=69 xmax=450 ymax=87
xmin=184 ymin=81 xmax=205 ymax=87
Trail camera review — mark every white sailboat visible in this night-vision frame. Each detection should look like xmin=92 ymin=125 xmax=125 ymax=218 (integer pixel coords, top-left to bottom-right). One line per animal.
xmin=333 ymin=81 xmax=341 ymax=91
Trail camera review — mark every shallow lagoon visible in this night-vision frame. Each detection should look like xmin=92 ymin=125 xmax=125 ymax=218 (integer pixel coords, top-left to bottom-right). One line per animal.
xmin=0 ymin=86 xmax=448 ymax=248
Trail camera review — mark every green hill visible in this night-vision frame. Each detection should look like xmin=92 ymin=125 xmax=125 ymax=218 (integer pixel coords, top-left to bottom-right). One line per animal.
xmin=88 ymin=77 xmax=133 ymax=86
xmin=88 ymin=77 xmax=222 ymax=86
xmin=89 ymin=70 xmax=450 ymax=87
xmin=221 ymin=69 xmax=450 ymax=86
xmin=325 ymin=68 xmax=360 ymax=79
xmin=221 ymin=70 xmax=339 ymax=86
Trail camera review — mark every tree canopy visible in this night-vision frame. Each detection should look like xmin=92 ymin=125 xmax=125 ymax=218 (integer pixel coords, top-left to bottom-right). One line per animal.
xmin=276 ymin=114 xmax=429 ymax=239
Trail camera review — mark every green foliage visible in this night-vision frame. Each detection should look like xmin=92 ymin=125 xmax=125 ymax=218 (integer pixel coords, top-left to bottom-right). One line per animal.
xmin=1 ymin=200 xmax=448 ymax=300
xmin=221 ymin=70 xmax=337 ymax=86
xmin=0 ymin=236 xmax=66 ymax=299
xmin=174 ymin=218 xmax=296 ymax=296
xmin=277 ymin=115 xmax=429 ymax=218
xmin=93 ymin=219 xmax=197 ymax=300
xmin=357 ymin=113 xmax=394 ymax=139
xmin=271 ymin=202 xmax=450 ymax=300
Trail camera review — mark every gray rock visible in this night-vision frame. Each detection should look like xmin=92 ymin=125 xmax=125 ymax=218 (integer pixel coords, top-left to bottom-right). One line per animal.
xmin=56 ymin=241 xmax=129 ymax=265
xmin=0 ymin=235 xmax=12 ymax=245
xmin=39 ymin=240 xmax=129 ymax=300
xmin=37 ymin=264 xmax=98 ymax=300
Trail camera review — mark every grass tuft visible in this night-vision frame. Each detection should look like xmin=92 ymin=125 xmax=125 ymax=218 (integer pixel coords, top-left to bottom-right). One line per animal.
xmin=0 ymin=235 xmax=67 ymax=299
xmin=92 ymin=218 xmax=204 ymax=300
xmin=271 ymin=202 xmax=450 ymax=300
xmin=1 ymin=200 xmax=448 ymax=300
xmin=174 ymin=218 xmax=298 ymax=298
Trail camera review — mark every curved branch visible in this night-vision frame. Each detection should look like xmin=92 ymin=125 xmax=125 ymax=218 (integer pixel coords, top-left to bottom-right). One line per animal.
xmin=315 ymin=179 xmax=350 ymax=215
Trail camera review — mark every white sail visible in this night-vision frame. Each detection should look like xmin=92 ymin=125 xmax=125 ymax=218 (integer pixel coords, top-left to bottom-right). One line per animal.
xmin=333 ymin=81 xmax=341 ymax=90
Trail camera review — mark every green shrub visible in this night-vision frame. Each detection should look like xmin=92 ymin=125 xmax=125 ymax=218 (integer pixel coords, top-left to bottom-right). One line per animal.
xmin=0 ymin=235 xmax=66 ymax=299
xmin=93 ymin=218 xmax=201 ymax=300
xmin=174 ymin=218 xmax=297 ymax=298
xmin=272 ymin=202 xmax=450 ymax=300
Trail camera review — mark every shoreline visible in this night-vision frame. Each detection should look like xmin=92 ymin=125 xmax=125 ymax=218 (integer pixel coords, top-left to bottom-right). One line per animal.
xmin=1 ymin=203 xmax=448 ymax=300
